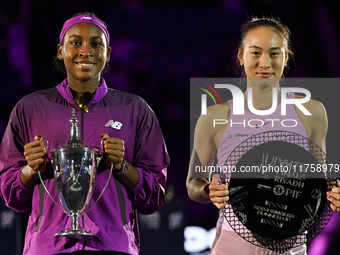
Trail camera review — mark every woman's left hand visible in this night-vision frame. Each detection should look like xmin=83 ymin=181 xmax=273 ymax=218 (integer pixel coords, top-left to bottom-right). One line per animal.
xmin=100 ymin=133 xmax=125 ymax=169
xmin=327 ymin=180 xmax=340 ymax=212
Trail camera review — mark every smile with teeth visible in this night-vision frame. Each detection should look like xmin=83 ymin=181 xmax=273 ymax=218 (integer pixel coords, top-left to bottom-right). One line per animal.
xmin=77 ymin=63 xmax=94 ymax=67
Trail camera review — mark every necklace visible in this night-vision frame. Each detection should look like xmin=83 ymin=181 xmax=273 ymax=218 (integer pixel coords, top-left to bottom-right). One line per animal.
xmin=244 ymin=92 xmax=273 ymax=109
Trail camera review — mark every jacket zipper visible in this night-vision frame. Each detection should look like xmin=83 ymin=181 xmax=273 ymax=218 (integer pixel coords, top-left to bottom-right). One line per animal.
xmin=78 ymin=104 xmax=88 ymax=140
xmin=81 ymin=108 xmax=84 ymax=141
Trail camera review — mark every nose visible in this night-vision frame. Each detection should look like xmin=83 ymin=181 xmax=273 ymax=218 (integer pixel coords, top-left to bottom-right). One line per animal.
xmin=79 ymin=43 xmax=93 ymax=57
xmin=259 ymin=54 xmax=271 ymax=69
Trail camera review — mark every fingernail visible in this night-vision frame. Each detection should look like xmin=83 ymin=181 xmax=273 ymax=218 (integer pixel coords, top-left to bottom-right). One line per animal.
xmin=216 ymin=180 xmax=221 ymax=185
xmin=225 ymin=190 xmax=229 ymax=196
xmin=212 ymin=174 xmax=220 ymax=179
xmin=223 ymin=197 xmax=229 ymax=202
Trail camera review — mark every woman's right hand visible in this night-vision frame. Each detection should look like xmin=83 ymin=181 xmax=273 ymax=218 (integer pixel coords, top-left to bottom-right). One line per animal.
xmin=209 ymin=174 xmax=229 ymax=209
xmin=23 ymin=134 xmax=47 ymax=173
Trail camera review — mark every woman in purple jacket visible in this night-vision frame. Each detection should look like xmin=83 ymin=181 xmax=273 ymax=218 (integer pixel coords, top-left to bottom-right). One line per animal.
xmin=0 ymin=12 xmax=169 ymax=255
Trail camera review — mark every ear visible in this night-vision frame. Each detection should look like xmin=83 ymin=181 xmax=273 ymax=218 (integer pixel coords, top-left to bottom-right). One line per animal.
xmin=284 ymin=51 xmax=289 ymax=67
xmin=106 ymin=46 xmax=111 ymax=62
xmin=237 ymin=49 xmax=243 ymax=65
xmin=57 ymin=44 xmax=63 ymax=59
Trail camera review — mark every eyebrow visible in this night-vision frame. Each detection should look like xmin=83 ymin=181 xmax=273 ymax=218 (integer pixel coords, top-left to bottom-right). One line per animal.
xmin=249 ymin=46 xmax=282 ymax=50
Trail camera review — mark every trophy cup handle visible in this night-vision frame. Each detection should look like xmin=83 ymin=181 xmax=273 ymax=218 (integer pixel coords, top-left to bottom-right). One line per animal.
xmin=81 ymin=143 xmax=114 ymax=216
xmin=95 ymin=140 xmax=105 ymax=165
xmin=81 ymin=161 xmax=113 ymax=216
xmin=36 ymin=138 xmax=70 ymax=216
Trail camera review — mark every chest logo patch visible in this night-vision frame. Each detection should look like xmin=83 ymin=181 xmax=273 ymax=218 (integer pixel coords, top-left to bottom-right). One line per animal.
xmin=105 ymin=120 xmax=123 ymax=130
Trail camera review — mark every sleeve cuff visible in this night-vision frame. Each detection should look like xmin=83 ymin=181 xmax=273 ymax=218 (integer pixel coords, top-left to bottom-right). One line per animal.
xmin=126 ymin=167 xmax=144 ymax=194
xmin=16 ymin=167 xmax=35 ymax=192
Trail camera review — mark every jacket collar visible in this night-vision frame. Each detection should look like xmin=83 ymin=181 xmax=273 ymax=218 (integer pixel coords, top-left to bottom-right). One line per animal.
xmin=56 ymin=78 xmax=108 ymax=105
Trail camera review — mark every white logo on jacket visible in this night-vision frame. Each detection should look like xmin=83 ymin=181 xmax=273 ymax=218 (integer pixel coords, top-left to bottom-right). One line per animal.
xmin=105 ymin=120 xmax=123 ymax=130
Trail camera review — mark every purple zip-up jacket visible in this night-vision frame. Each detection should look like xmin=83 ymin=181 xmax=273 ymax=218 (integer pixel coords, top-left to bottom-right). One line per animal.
xmin=0 ymin=78 xmax=170 ymax=255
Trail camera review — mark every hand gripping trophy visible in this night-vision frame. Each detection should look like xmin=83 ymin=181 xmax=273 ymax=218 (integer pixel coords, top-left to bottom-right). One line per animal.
xmin=38 ymin=109 xmax=112 ymax=237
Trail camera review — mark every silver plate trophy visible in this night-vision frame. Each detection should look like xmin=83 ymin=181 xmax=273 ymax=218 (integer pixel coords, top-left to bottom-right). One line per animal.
xmin=219 ymin=131 xmax=335 ymax=253
xmin=38 ymin=109 xmax=113 ymax=237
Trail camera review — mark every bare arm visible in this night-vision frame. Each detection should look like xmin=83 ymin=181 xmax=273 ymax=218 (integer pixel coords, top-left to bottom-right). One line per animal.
xmin=186 ymin=104 xmax=230 ymax=208
xmin=307 ymin=100 xmax=328 ymax=155
xmin=297 ymin=99 xmax=340 ymax=212
xmin=308 ymin=101 xmax=340 ymax=212
xmin=186 ymin=150 xmax=212 ymax=204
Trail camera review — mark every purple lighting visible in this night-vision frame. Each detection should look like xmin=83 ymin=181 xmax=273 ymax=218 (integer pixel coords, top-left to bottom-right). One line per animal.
xmin=308 ymin=212 xmax=340 ymax=254
xmin=308 ymin=235 xmax=328 ymax=255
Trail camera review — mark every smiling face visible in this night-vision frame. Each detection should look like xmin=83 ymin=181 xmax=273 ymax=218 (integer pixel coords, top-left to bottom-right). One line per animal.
xmin=57 ymin=22 xmax=111 ymax=85
xmin=238 ymin=26 xmax=288 ymax=87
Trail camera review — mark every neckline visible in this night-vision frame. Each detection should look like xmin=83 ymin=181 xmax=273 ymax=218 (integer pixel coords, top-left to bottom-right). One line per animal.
xmin=56 ymin=78 xmax=108 ymax=106
xmin=244 ymin=91 xmax=282 ymax=112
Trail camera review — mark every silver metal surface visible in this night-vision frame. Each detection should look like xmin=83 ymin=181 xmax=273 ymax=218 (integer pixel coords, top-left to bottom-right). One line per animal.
xmin=39 ymin=109 xmax=107 ymax=237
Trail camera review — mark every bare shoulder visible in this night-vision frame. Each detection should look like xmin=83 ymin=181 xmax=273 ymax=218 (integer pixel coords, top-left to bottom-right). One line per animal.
xmin=197 ymin=102 xmax=230 ymax=128
xmin=294 ymin=95 xmax=327 ymax=120
xmin=294 ymin=95 xmax=328 ymax=140
xmin=206 ymin=102 xmax=230 ymax=118
xmin=194 ymin=102 xmax=230 ymax=138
